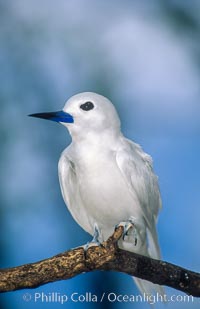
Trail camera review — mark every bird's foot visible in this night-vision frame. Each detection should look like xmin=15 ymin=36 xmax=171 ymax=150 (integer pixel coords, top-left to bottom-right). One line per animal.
xmin=83 ymin=223 xmax=102 ymax=251
xmin=116 ymin=218 xmax=138 ymax=246
xmin=82 ymin=239 xmax=101 ymax=251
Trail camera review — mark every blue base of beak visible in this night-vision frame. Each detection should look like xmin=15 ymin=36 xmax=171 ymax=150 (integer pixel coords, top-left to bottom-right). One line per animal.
xmin=29 ymin=110 xmax=74 ymax=123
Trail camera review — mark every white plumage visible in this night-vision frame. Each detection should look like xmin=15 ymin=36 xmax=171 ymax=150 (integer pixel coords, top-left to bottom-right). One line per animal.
xmin=58 ymin=92 xmax=164 ymax=296
xmin=30 ymin=91 xmax=164 ymax=296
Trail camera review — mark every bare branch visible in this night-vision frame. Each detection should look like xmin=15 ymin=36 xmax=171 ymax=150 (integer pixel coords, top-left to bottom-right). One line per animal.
xmin=0 ymin=226 xmax=200 ymax=296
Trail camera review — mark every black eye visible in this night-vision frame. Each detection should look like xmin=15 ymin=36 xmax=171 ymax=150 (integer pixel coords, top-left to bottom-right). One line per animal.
xmin=80 ymin=101 xmax=94 ymax=111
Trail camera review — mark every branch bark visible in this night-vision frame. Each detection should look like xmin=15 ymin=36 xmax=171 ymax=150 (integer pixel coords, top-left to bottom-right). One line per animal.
xmin=0 ymin=226 xmax=200 ymax=296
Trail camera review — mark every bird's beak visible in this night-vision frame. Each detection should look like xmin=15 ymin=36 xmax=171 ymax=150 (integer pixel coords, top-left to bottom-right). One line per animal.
xmin=28 ymin=110 xmax=74 ymax=123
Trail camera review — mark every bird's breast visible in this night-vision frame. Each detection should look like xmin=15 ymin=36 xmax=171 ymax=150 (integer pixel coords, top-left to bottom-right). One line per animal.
xmin=75 ymin=151 xmax=138 ymax=228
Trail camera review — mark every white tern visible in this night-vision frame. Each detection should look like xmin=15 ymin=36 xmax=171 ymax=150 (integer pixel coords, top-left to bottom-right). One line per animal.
xmin=29 ymin=92 xmax=164 ymax=296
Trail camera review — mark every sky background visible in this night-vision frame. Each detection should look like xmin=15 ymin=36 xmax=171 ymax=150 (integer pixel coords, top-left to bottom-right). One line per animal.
xmin=0 ymin=0 xmax=200 ymax=308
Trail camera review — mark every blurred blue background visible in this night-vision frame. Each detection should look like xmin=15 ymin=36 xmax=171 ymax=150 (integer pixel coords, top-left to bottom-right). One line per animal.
xmin=0 ymin=0 xmax=200 ymax=308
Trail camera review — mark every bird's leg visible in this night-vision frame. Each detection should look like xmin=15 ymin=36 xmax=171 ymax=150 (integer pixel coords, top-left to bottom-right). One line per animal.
xmin=116 ymin=217 xmax=138 ymax=246
xmin=91 ymin=223 xmax=101 ymax=245
xmin=83 ymin=223 xmax=102 ymax=251
xmin=127 ymin=217 xmax=138 ymax=246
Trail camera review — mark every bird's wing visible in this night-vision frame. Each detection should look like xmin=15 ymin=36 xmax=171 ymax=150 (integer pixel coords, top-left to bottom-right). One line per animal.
xmin=116 ymin=137 xmax=162 ymax=259
xmin=58 ymin=149 xmax=92 ymax=234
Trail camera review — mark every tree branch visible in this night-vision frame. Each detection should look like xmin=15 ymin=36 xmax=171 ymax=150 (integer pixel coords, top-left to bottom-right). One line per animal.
xmin=0 ymin=226 xmax=200 ymax=296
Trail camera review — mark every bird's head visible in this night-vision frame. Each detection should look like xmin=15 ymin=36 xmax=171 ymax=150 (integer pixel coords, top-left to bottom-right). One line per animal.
xmin=29 ymin=92 xmax=121 ymax=141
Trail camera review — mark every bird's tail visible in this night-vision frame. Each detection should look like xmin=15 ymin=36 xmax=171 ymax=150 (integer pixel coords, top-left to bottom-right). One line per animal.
xmin=133 ymin=277 xmax=165 ymax=301
xmin=133 ymin=226 xmax=166 ymax=302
